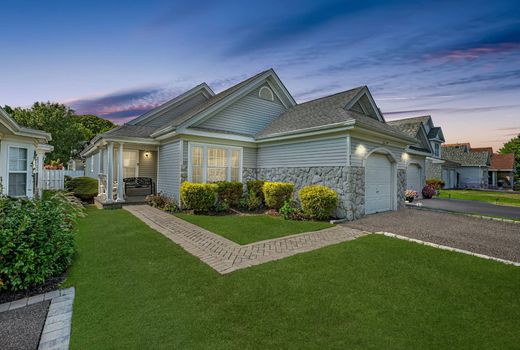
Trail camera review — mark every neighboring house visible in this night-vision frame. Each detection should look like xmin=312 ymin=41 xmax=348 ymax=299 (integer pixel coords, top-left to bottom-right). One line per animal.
xmin=0 ymin=106 xmax=53 ymax=198
xmin=489 ymin=153 xmax=515 ymax=189
xmin=441 ymin=143 xmax=491 ymax=189
xmin=387 ymin=115 xmax=445 ymax=194
xmin=81 ymin=69 xmax=418 ymax=220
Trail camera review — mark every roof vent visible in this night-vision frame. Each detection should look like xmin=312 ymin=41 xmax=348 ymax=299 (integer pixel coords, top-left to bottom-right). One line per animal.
xmin=259 ymin=86 xmax=274 ymax=101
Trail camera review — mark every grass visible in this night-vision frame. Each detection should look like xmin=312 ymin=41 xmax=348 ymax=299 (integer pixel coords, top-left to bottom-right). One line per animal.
xmin=65 ymin=208 xmax=520 ymax=349
xmin=174 ymin=213 xmax=333 ymax=244
xmin=438 ymin=189 xmax=520 ymax=207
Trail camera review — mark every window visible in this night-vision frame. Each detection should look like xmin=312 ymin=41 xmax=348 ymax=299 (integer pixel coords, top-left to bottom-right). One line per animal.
xmin=189 ymin=144 xmax=242 ymax=183
xmin=434 ymin=143 xmax=440 ymax=157
xmin=90 ymin=156 xmax=94 ymax=172
xmin=8 ymin=147 xmax=28 ymax=197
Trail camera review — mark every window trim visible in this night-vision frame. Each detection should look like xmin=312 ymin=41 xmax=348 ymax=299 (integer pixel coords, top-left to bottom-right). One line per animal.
xmin=7 ymin=145 xmax=29 ymax=197
xmin=187 ymin=142 xmax=243 ymax=183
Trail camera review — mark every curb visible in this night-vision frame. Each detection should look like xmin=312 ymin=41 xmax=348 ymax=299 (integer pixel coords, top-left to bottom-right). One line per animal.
xmin=373 ymin=231 xmax=520 ymax=267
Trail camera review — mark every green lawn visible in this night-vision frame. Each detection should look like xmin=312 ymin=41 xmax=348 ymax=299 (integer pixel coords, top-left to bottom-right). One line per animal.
xmin=438 ymin=189 xmax=520 ymax=206
xmin=175 ymin=213 xmax=333 ymax=244
xmin=65 ymin=208 xmax=520 ymax=349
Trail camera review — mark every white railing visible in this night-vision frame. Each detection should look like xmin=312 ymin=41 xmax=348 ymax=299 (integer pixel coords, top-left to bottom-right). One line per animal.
xmin=41 ymin=170 xmax=85 ymax=190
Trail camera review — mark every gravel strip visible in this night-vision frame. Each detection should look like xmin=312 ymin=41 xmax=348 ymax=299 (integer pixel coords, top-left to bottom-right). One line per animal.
xmin=343 ymin=208 xmax=520 ymax=263
xmin=0 ymin=300 xmax=50 ymax=350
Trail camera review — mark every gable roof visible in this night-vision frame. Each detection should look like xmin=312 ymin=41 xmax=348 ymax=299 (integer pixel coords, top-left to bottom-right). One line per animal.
xmin=472 ymin=147 xmax=493 ymax=154
xmin=490 ymin=153 xmax=515 ymax=171
xmin=0 ymin=106 xmax=52 ymax=141
xmin=442 ymin=144 xmax=490 ymax=166
xmin=256 ymin=86 xmax=413 ymax=141
xmin=387 ymin=120 xmax=432 ymax=154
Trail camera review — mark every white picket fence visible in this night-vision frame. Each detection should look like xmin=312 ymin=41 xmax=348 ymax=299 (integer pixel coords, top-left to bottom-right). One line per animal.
xmin=41 ymin=170 xmax=85 ymax=190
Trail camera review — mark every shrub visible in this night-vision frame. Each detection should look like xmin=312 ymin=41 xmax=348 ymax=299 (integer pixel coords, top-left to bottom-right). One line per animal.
xmin=279 ymin=200 xmax=305 ymax=220
xmin=145 ymin=193 xmax=179 ymax=213
xmin=65 ymin=176 xmax=98 ymax=202
xmin=245 ymin=190 xmax=263 ymax=211
xmin=426 ymin=178 xmax=445 ymax=190
xmin=247 ymin=180 xmax=265 ymax=203
xmin=298 ymin=185 xmax=338 ymax=220
xmin=0 ymin=192 xmax=84 ymax=292
xmin=422 ymin=184 xmax=436 ymax=199
xmin=214 ymin=181 xmax=243 ymax=207
xmin=180 ymin=182 xmax=217 ymax=212
xmin=262 ymin=182 xmax=294 ymax=210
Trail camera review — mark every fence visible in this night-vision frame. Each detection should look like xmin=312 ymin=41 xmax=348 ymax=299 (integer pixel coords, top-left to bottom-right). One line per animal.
xmin=41 ymin=170 xmax=85 ymax=190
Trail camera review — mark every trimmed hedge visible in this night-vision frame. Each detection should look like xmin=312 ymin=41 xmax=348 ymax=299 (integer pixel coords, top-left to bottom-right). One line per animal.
xmin=180 ymin=182 xmax=217 ymax=212
xmin=0 ymin=192 xmax=84 ymax=291
xmin=246 ymin=180 xmax=265 ymax=202
xmin=214 ymin=181 xmax=243 ymax=207
xmin=262 ymin=182 xmax=294 ymax=210
xmin=65 ymin=176 xmax=98 ymax=202
xmin=299 ymin=185 xmax=338 ymax=220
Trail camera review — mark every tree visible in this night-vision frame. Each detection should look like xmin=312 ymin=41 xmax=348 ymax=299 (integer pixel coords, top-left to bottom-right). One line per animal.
xmin=73 ymin=114 xmax=115 ymax=140
xmin=499 ymin=134 xmax=520 ymax=183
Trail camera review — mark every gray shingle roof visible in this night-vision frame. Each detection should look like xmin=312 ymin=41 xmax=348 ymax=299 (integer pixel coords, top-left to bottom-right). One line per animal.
xmin=386 ymin=120 xmax=421 ymax=138
xmin=442 ymin=146 xmax=490 ymax=166
xmin=256 ymin=87 xmax=412 ymax=140
xmin=103 ymin=125 xmax=157 ymax=138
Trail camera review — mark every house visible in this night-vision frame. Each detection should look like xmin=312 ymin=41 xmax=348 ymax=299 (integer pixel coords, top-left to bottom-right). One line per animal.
xmin=489 ymin=153 xmax=515 ymax=189
xmin=387 ymin=115 xmax=445 ymax=193
xmin=0 ymin=106 xmax=53 ymax=198
xmin=441 ymin=143 xmax=491 ymax=188
xmin=81 ymin=69 xmax=420 ymax=220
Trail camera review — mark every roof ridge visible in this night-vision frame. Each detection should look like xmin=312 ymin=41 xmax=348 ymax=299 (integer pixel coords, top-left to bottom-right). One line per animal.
xmin=295 ymin=86 xmax=365 ymax=106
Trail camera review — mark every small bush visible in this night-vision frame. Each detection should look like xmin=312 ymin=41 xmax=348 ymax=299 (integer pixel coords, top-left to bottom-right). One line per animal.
xmin=65 ymin=176 xmax=98 ymax=202
xmin=263 ymin=182 xmax=294 ymax=210
xmin=426 ymin=178 xmax=445 ymax=190
xmin=245 ymin=190 xmax=263 ymax=211
xmin=279 ymin=200 xmax=305 ymax=220
xmin=0 ymin=192 xmax=84 ymax=292
xmin=145 ymin=193 xmax=179 ymax=213
xmin=214 ymin=181 xmax=243 ymax=207
xmin=298 ymin=185 xmax=338 ymax=220
xmin=422 ymin=184 xmax=436 ymax=199
xmin=180 ymin=182 xmax=217 ymax=212
xmin=247 ymin=180 xmax=265 ymax=203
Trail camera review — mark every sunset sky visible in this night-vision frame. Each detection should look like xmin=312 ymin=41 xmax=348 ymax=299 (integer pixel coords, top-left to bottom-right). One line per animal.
xmin=1 ymin=0 xmax=519 ymax=150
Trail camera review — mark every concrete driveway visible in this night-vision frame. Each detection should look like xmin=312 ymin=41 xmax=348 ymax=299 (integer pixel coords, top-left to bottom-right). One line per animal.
xmin=343 ymin=208 xmax=520 ymax=263
xmin=410 ymin=198 xmax=520 ymax=219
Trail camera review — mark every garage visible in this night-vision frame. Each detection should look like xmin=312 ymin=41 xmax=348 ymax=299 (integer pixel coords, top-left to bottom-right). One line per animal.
xmin=406 ymin=163 xmax=422 ymax=193
xmin=365 ymin=152 xmax=394 ymax=214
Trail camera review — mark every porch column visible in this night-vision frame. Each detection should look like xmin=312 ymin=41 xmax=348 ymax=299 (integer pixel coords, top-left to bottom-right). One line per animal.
xmin=106 ymin=142 xmax=114 ymax=203
xmin=116 ymin=143 xmax=125 ymax=202
xmin=97 ymin=146 xmax=103 ymax=195
xmin=36 ymin=150 xmax=46 ymax=198
xmin=492 ymin=171 xmax=497 ymax=188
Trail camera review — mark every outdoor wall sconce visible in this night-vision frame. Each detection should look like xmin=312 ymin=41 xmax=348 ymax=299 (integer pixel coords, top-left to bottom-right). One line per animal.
xmin=144 ymin=151 xmax=150 ymax=158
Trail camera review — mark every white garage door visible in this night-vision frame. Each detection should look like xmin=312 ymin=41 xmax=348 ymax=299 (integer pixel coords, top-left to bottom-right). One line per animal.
xmin=406 ymin=164 xmax=421 ymax=193
xmin=365 ymin=153 xmax=393 ymax=214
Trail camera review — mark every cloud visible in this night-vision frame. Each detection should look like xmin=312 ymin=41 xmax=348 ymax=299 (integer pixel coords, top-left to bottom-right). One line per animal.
xmin=383 ymin=104 xmax=520 ymax=116
xmin=224 ymin=0 xmax=387 ymax=56
xmin=68 ymin=85 xmax=188 ymax=123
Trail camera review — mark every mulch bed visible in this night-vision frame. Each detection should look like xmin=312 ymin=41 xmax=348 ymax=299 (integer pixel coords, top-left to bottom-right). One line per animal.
xmin=0 ymin=273 xmax=67 ymax=304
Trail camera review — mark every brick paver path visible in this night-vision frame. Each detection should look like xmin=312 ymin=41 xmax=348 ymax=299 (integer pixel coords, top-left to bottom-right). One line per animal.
xmin=125 ymin=205 xmax=366 ymax=274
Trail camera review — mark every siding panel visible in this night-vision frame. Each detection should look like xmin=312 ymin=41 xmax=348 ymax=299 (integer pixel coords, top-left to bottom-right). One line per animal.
xmin=157 ymin=141 xmax=181 ymax=201
xmin=138 ymin=150 xmax=157 ymax=182
xmin=350 ymin=138 xmax=406 ymax=168
xmin=196 ymin=95 xmax=285 ymax=135
xmin=258 ymin=137 xmax=348 ymax=168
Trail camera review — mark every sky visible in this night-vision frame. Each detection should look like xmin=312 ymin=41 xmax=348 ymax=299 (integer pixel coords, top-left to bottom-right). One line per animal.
xmin=1 ymin=0 xmax=519 ymax=150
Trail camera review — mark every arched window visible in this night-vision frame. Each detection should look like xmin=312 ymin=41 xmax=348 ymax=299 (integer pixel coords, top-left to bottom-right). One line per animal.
xmin=259 ymin=86 xmax=274 ymax=101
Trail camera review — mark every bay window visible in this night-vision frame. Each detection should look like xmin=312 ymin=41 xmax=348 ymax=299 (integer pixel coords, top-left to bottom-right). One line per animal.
xmin=189 ymin=143 xmax=242 ymax=183
xmin=8 ymin=146 xmax=28 ymax=197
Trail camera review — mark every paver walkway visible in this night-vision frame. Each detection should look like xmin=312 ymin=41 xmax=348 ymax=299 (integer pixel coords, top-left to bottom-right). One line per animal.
xmin=125 ymin=205 xmax=366 ymax=273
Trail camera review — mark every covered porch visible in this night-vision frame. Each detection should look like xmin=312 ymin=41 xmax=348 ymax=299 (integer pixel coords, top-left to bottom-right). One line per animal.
xmin=92 ymin=141 xmax=158 ymax=208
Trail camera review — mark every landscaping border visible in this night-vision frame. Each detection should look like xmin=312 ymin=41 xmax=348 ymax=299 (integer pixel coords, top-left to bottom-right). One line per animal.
xmin=373 ymin=231 xmax=520 ymax=267
xmin=0 ymin=287 xmax=75 ymax=350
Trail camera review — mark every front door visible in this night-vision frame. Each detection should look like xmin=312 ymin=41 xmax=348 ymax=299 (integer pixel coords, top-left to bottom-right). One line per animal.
xmin=123 ymin=150 xmax=139 ymax=178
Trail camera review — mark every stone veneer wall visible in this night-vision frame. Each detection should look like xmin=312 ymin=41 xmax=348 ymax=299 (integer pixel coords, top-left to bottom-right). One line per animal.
xmin=397 ymin=169 xmax=406 ymax=209
xmin=254 ymin=166 xmax=365 ymax=220
xmin=425 ymin=159 xmax=442 ymax=179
